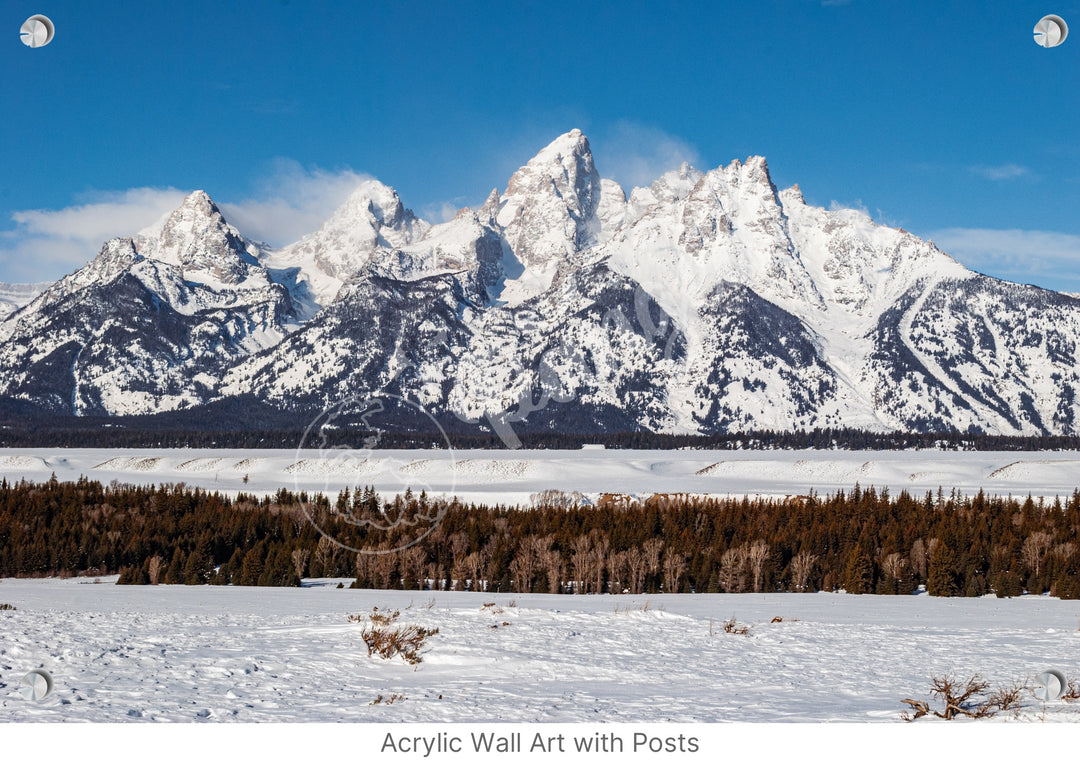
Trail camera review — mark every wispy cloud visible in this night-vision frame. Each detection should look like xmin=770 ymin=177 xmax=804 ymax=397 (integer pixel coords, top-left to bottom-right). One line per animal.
xmin=931 ymin=227 xmax=1080 ymax=292
xmin=218 ymin=159 xmax=372 ymax=246
xmin=0 ymin=188 xmax=188 ymax=283
xmin=0 ymin=161 xmax=373 ymax=283
xmin=968 ymin=163 xmax=1031 ymax=181
xmin=2 ymin=187 xmax=189 ymax=245
xmin=593 ymin=121 xmax=701 ymax=191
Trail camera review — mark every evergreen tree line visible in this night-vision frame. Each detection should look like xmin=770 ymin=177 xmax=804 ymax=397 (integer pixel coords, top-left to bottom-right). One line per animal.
xmin=4 ymin=419 xmax=1080 ymax=452
xmin=1 ymin=476 xmax=1079 ymax=597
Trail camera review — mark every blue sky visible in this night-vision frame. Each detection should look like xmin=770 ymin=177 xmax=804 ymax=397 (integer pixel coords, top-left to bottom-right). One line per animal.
xmin=1 ymin=0 xmax=1077 ymax=289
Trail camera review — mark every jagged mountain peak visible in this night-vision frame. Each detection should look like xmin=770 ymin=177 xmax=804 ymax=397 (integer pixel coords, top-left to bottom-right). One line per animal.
xmin=330 ymin=179 xmax=427 ymax=240
xmin=515 ymin=128 xmax=592 ymax=171
xmin=785 ymin=183 xmax=806 ymax=205
xmin=493 ymin=130 xmax=604 ymax=302
xmin=627 ymin=163 xmax=703 ymax=218
xmin=501 ymin=129 xmax=600 ymax=219
xmin=478 ymin=188 xmax=501 ymax=222
xmin=181 ymin=188 xmax=214 ymax=208
xmin=264 ymin=179 xmax=430 ymax=309
xmin=161 ymin=190 xmax=230 ymax=235
xmin=132 ymin=190 xmax=262 ymax=286
xmin=703 ymin=155 xmax=778 ymax=202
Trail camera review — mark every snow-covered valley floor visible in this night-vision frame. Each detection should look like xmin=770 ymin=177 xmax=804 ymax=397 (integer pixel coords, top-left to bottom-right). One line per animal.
xmin=1 ymin=578 xmax=1079 ymax=723
xmin=2 ymin=448 xmax=1080 ymax=505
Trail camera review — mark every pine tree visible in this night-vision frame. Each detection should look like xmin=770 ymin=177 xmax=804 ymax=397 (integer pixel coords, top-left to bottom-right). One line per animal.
xmin=1052 ymin=550 xmax=1080 ymax=600
xmin=927 ymin=540 xmax=960 ymax=596
xmin=991 ymin=561 xmax=1025 ymax=597
xmin=238 ymin=542 xmax=266 ymax=586
xmin=841 ymin=549 xmax=874 ymax=594
xmin=164 ymin=548 xmax=184 ymax=585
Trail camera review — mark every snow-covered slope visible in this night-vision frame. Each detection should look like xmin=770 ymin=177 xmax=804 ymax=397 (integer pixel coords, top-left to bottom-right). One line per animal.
xmin=0 ymin=193 xmax=295 ymax=415
xmin=3 ymin=131 xmax=1079 ymax=435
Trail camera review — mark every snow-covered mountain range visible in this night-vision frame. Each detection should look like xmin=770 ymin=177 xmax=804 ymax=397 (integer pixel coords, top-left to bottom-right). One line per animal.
xmin=2 ymin=130 xmax=1078 ymax=437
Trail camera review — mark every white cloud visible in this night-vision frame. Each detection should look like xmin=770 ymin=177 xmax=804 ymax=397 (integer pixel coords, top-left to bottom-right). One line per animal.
xmin=593 ymin=122 xmax=700 ymax=191
xmin=3 ymin=187 xmax=190 ymax=243
xmin=931 ymin=227 xmax=1080 ymax=292
xmin=0 ymin=161 xmax=372 ymax=283
xmin=968 ymin=164 xmax=1030 ymax=181
xmin=0 ymin=187 xmax=187 ymax=283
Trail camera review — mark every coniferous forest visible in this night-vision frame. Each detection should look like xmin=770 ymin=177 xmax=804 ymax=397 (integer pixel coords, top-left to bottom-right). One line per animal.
xmin=5 ymin=410 xmax=1080 ymax=453
xmin=1 ymin=476 xmax=1079 ymax=598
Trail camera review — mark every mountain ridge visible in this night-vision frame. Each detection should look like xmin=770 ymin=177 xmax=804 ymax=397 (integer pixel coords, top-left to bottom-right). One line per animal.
xmin=2 ymin=130 xmax=1077 ymax=438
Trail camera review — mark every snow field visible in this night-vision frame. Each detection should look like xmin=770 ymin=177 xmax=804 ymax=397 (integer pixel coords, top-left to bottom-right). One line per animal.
xmin=5 ymin=448 xmax=1080 ymax=506
xmin=1 ymin=579 xmax=1079 ymax=723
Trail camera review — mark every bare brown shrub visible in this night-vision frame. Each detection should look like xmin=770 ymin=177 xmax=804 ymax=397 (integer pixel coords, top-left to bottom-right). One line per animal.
xmin=721 ymin=617 xmax=751 ymax=635
xmin=902 ymin=674 xmax=1022 ymax=721
xmin=349 ymin=607 xmax=438 ymax=665
xmin=1061 ymin=677 xmax=1080 ymax=701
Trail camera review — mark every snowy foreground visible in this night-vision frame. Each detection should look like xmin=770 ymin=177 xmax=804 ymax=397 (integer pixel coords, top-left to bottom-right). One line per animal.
xmin=1 ymin=578 xmax=1079 ymax=723
xmin=3 ymin=448 xmax=1080 ymax=505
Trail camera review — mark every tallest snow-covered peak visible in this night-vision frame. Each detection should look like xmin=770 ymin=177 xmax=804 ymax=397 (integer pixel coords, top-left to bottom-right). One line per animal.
xmin=495 ymin=130 xmax=604 ymax=299
xmin=502 ymin=129 xmax=599 ymax=215
xmin=514 ymin=128 xmax=594 ymax=177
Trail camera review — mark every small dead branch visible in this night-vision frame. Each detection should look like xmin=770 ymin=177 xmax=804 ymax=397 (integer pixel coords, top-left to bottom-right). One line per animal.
xmin=900 ymin=698 xmax=929 ymax=721
xmin=721 ymin=617 xmax=751 ymax=635
xmin=348 ymin=606 xmax=401 ymax=627
xmin=983 ymin=680 xmax=1027 ymax=713
xmin=370 ymin=693 xmax=406 ymax=705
